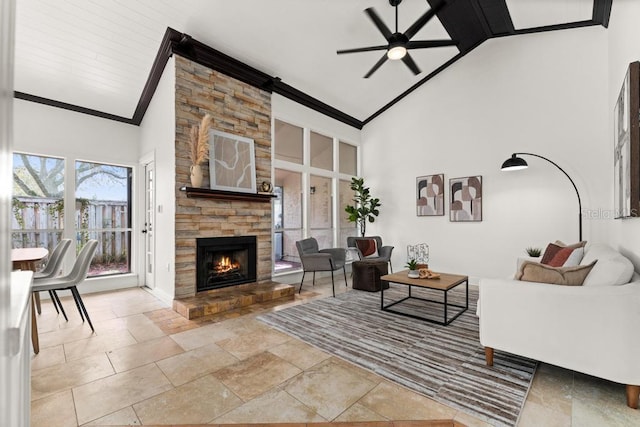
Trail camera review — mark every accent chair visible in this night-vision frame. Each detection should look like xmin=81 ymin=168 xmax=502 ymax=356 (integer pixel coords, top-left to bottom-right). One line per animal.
xmin=296 ymin=237 xmax=347 ymax=297
xmin=347 ymin=236 xmax=394 ymax=273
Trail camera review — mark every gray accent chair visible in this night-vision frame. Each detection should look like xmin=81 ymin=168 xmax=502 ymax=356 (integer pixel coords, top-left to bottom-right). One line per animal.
xmin=33 ymin=240 xmax=98 ymax=331
xmin=347 ymin=236 xmax=394 ymax=273
xmin=34 ymin=238 xmax=72 ymax=318
xmin=296 ymin=237 xmax=347 ymax=297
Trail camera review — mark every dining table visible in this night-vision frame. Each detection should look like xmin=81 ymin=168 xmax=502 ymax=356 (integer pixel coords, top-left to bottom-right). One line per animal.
xmin=12 ymin=247 xmax=49 ymax=354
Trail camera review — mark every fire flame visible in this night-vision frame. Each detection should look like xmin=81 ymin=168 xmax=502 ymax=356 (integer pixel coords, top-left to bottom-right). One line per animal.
xmin=215 ymin=256 xmax=239 ymax=273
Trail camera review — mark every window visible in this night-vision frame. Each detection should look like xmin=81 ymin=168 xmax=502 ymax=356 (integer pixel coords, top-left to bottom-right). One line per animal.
xmin=11 ymin=153 xmax=64 ymax=250
xmin=310 ymin=131 xmax=333 ymax=170
xmin=11 ymin=152 xmax=134 ymax=278
xmin=339 ymin=142 xmax=357 ymax=175
xmin=274 ymin=120 xmax=303 ymax=164
xmin=75 ymin=161 xmax=132 ymax=277
xmin=272 ymin=120 xmax=359 ymax=274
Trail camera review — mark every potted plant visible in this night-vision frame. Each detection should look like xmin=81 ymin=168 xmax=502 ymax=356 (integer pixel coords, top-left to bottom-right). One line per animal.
xmin=525 ymin=247 xmax=542 ymax=258
xmin=345 ymin=177 xmax=381 ymax=236
xmin=406 ymin=259 xmax=419 ymax=278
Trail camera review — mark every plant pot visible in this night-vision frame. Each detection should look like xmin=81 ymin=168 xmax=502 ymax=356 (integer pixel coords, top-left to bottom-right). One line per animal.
xmin=407 ymin=270 xmax=420 ymax=278
xmin=190 ymin=164 xmax=203 ymax=188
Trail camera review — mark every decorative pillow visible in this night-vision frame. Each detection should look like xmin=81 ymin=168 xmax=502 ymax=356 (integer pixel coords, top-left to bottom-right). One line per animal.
xmin=516 ymin=260 xmax=597 ymax=286
xmin=355 ymin=238 xmax=378 ymax=258
xmin=547 ymin=246 xmax=585 ymax=267
xmin=540 ymin=241 xmax=587 ymax=265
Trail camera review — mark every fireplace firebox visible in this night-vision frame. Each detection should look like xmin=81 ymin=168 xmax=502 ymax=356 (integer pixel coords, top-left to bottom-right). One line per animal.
xmin=196 ymin=236 xmax=257 ymax=292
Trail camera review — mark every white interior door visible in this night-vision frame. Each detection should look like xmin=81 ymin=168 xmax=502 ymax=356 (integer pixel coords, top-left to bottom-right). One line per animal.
xmin=143 ymin=161 xmax=155 ymax=289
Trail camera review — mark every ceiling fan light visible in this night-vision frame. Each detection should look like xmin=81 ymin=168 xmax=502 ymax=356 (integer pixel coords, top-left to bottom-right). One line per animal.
xmin=387 ymin=45 xmax=407 ymax=60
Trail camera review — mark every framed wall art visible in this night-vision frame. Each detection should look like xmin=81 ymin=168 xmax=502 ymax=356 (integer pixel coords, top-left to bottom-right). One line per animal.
xmin=450 ymin=176 xmax=482 ymax=222
xmin=416 ymin=174 xmax=444 ymax=216
xmin=614 ymin=61 xmax=640 ymax=218
xmin=209 ymin=129 xmax=257 ymax=194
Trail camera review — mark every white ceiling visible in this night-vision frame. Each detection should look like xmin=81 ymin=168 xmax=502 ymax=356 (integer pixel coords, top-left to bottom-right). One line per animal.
xmin=14 ymin=0 xmax=599 ymax=122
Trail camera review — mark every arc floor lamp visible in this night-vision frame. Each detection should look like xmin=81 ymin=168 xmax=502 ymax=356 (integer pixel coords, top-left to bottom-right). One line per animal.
xmin=501 ymin=153 xmax=582 ymax=241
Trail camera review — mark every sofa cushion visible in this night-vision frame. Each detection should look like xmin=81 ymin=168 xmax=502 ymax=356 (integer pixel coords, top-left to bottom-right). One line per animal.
xmin=516 ymin=260 xmax=597 ymax=286
xmin=355 ymin=238 xmax=378 ymax=258
xmin=541 ymin=241 xmax=587 ymax=265
xmin=580 ymin=244 xmax=635 ymax=286
xmin=548 ymin=247 xmax=585 ymax=267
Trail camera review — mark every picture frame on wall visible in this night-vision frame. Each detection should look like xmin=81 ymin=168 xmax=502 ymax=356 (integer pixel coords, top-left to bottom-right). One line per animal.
xmin=209 ymin=129 xmax=257 ymax=194
xmin=416 ymin=174 xmax=445 ymax=216
xmin=614 ymin=61 xmax=640 ymax=218
xmin=450 ymin=176 xmax=482 ymax=222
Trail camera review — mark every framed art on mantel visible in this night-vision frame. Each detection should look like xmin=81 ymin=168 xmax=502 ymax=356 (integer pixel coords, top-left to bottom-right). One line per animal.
xmin=417 ymin=174 xmax=445 ymax=216
xmin=209 ymin=129 xmax=257 ymax=194
xmin=450 ymin=176 xmax=482 ymax=222
xmin=614 ymin=61 xmax=640 ymax=218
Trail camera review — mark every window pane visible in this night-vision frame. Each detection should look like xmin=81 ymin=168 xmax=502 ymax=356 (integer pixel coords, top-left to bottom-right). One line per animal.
xmin=274 ymin=169 xmax=303 ymax=273
xmin=75 ymin=161 xmax=132 ymax=277
xmin=310 ymin=175 xmax=333 ymax=247
xmin=274 ymin=119 xmax=303 ymax=164
xmin=310 ymin=131 xmax=333 ymax=171
xmin=12 ymin=153 xmax=64 ymax=251
xmin=339 ymin=142 xmax=357 ymax=175
xmin=339 ymin=179 xmax=357 ymax=248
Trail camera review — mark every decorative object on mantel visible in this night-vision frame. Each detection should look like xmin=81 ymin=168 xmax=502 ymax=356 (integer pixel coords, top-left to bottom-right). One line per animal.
xmin=260 ymin=181 xmax=273 ymax=193
xmin=614 ymin=61 xmax=640 ymax=219
xmin=209 ymin=129 xmax=257 ymax=194
xmin=188 ymin=114 xmax=213 ymax=188
xmin=345 ymin=177 xmax=381 ymax=236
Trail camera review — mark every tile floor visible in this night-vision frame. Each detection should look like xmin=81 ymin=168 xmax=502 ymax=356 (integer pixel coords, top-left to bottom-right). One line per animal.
xmin=30 ymin=278 xmax=640 ymax=426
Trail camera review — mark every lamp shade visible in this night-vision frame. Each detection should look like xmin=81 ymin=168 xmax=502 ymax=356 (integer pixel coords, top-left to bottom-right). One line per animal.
xmin=501 ymin=154 xmax=528 ymax=171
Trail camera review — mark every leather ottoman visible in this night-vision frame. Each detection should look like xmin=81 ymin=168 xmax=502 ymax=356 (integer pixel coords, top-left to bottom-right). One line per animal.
xmin=352 ymin=259 xmax=389 ymax=292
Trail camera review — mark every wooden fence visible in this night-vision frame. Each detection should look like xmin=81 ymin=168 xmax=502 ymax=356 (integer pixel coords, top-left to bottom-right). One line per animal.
xmin=12 ymin=196 xmax=130 ymax=265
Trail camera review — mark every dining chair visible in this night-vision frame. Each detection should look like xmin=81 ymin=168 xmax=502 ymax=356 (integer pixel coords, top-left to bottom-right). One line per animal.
xmin=296 ymin=237 xmax=347 ymax=297
xmin=32 ymin=240 xmax=99 ymax=332
xmin=33 ymin=239 xmax=72 ymax=318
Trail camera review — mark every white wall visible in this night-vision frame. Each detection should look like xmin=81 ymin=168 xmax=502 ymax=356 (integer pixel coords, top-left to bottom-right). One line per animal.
xmin=139 ymin=56 xmax=176 ymax=304
xmin=13 ymin=99 xmax=141 ymax=292
xmin=607 ymin=1 xmax=640 ymax=269
xmin=362 ymin=27 xmax=609 ymax=282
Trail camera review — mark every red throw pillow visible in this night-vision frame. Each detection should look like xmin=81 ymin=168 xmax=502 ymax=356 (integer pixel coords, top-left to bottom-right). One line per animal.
xmin=355 ymin=239 xmax=378 ymax=258
xmin=547 ymin=247 xmax=574 ymax=267
xmin=540 ymin=243 xmax=563 ymax=265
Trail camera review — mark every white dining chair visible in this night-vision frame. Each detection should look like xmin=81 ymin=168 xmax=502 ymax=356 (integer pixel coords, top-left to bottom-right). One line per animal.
xmin=33 ymin=239 xmax=72 ymax=318
xmin=32 ymin=240 xmax=98 ymax=331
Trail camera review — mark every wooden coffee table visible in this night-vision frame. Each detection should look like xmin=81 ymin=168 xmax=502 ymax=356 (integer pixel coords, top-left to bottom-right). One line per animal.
xmin=380 ymin=270 xmax=468 ymax=325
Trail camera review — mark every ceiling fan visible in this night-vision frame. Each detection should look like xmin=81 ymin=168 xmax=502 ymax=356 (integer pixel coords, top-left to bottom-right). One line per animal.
xmin=337 ymin=0 xmax=457 ymax=78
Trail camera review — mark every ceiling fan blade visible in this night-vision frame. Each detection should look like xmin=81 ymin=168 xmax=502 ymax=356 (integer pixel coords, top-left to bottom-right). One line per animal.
xmin=404 ymin=0 xmax=447 ymax=41
xmin=364 ymin=7 xmax=393 ymax=40
xmin=337 ymin=45 xmax=389 ymax=55
xmin=402 ymin=53 xmax=421 ymax=75
xmin=364 ymin=54 xmax=389 ymax=78
xmin=407 ymin=40 xmax=457 ymax=49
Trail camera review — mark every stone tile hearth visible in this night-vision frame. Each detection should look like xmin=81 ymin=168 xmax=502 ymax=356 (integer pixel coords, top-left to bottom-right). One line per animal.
xmin=172 ymin=281 xmax=295 ymax=320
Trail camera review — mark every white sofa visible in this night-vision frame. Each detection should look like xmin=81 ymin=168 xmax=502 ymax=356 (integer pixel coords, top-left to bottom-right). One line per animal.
xmin=478 ymin=243 xmax=640 ymax=408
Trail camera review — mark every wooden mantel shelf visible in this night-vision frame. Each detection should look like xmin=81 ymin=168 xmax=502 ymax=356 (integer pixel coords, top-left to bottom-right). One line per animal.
xmin=180 ymin=187 xmax=276 ymax=202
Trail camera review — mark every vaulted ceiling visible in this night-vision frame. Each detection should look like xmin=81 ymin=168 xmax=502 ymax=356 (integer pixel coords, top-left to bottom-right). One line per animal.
xmin=14 ymin=0 xmax=611 ymax=128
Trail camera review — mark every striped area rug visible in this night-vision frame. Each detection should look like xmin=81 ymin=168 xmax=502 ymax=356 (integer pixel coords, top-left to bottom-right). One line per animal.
xmin=258 ymin=285 xmax=536 ymax=426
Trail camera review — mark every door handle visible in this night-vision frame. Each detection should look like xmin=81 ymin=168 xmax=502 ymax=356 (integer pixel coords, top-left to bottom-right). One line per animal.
xmin=142 ymin=229 xmax=147 ymax=234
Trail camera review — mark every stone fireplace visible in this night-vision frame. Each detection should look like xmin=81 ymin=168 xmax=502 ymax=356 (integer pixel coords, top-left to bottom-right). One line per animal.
xmin=174 ymin=55 xmax=274 ymax=299
xmin=196 ymin=236 xmax=257 ymax=292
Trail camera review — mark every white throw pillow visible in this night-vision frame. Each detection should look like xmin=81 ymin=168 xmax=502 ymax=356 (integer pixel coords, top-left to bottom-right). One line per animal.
xmin=580 ymin=244 xmax=634 ymax=286
xmin=562 ymin=247 xmax=584 ymax=267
